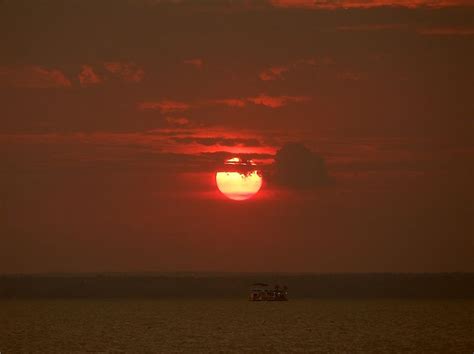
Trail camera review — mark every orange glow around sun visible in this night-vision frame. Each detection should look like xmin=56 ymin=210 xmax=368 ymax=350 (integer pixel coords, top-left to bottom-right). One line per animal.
xmin=215 ymin=157 xmax=263 ymax=201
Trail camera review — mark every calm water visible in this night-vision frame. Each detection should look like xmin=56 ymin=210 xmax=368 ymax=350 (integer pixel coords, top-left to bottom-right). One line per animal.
xmin=1 ymin=298 xmax=472 ymax=352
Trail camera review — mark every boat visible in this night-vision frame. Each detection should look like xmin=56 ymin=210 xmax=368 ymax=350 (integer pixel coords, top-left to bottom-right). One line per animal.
xmin=249 ymin=283 xmax=288 ymax=301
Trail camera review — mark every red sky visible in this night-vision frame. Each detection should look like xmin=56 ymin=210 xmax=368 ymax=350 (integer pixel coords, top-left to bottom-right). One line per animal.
xmin=0 ymin=0 xmax=473 ymax=273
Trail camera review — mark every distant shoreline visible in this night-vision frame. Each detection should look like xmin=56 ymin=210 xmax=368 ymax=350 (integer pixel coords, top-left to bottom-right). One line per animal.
xmin=1 ymin=271 xmax=473 ymax=277
xmin=1 ymin=273 xmax=473 ymax=299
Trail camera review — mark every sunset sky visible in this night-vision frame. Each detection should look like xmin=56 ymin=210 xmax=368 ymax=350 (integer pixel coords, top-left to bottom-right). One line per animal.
xmin=1 ymin=0 xmax=473 ymax=273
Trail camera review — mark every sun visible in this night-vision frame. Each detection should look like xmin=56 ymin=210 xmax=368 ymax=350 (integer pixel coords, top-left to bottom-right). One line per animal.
xmin=215 ymin=157 xmax=263 ymax=201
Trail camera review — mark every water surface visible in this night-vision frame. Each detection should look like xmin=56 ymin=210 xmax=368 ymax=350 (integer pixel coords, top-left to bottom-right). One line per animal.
xmin=1 ymin=298 xmax=472 ymax=352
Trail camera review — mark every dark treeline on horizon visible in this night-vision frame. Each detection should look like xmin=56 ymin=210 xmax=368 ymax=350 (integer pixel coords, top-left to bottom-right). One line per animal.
xmin=1 ymin=273 xmax=473 ymax=299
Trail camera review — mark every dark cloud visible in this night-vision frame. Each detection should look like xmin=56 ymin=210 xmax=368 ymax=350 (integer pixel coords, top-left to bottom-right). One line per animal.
xmin=272 ymin=143 xmax=329 ymax=188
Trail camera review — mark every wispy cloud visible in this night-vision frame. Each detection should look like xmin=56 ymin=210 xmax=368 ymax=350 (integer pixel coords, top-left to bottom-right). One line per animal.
xmin=78 ymin=65 xmax=101 ymax=87
xmin=334 ymin=24 xmax=474 ymax=36
xmin=259 ymin=66 xmax=290 ymax=81
xmin=139 ymin=94 xmax=311 ymax=112
xmin=259 ymin=57 xmax=333 ymax=81
xmin=138 ymin=100 xmax=191 ymax=113
xmin=165 ymin=117 xmax=191 ymax=126
xmin=417 ymin=27 xmax=474 ymax=35
xmin=0 ymin=62 xmax=146 ymax=89
xmin=247 ymin=94 xmax=310 ymax=108
xmin=210 ymin=98 xmax=247 ymax=107
xmin=336 ymin=24 xmax=406 ymax=31
xmin=0 ymin=65 xmax=72 ymax=89
xmin=183 ymin=58 xmax=204 ymax=69
xmin=338 ymin=72 xmax=365 ymax=81
xmin=130 ymin=0 xmax=474 ymax=10
xmin=104 ymin=62 xmax=145 ymax=83
xmin=268 ymin=0 xmax=474 ymax=9
xmin=296 ymin=57 xmax=334 ymax=66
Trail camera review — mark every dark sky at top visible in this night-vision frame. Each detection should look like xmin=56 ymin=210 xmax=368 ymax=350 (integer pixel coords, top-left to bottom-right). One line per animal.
xmin=1 ymin=0 xmax=473 ymax=273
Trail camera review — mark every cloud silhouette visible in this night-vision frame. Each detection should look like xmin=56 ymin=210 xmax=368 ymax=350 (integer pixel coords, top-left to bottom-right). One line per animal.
xmin=272 ymin=143 xmax=328 ymax=188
